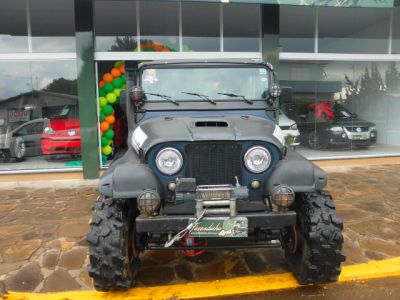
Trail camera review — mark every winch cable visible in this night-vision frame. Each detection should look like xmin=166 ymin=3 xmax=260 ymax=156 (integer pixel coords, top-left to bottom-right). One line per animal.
xmin=164 ymin=208 xmax=207 ymax=248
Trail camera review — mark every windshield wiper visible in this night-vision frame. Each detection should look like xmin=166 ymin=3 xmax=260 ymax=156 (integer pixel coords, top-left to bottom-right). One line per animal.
xmin=181 ymin=92 xmax=216 ymax=105
xmin=217 ymin=92 xmax=253 ymax=104
xmin=145 ymin=92 xmax=179 ymax=105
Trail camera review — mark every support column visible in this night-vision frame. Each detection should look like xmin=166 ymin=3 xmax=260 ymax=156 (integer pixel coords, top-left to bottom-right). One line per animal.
xmin=74 ymin=0 xmax=99 ymax=179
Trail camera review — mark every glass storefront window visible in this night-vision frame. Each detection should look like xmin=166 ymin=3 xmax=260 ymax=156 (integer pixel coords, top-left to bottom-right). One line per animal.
xmin=140 ymin=1 xmax=179 ymax=52
xmin=278 ymin=61 xmax=400 ymax=159
xmin=30 ymin=0 xmax=76 ymax=52
xmin=0 ymin=60 xmax=80 ymax=170
xmin=392 ymin=8 xmax=400 ymax=54
xmin=280 ymin=6 xmax=316 ymax=53
xmin=95 ymin=0 xmax=138 ymax=52
xmin=318 ymin=7 xmax=390 ymax=54
xmin=0 ymin=0 xmax=28 ymax=53
xmin=223 ymin=4 xmax=260 ymax=52
xmin=182 ymin=2 xmax=220 ymax=52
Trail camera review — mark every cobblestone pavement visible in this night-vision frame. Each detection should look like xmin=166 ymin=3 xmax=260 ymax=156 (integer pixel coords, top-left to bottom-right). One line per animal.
xmin=0 ymin=164 xmax=400 ymax=294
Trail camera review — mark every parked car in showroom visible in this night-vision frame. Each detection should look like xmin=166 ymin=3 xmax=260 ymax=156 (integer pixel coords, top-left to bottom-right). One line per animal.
xmin=299 ymin=101 xmax=377 ymax=150
xmin=278 ymin=109 xmax=300 ymax=147
xmin=41 ymin=105 xmax=81 ymax=159
xmin=87 ymin=60 xmax=345 ymax=291
xmin=0 ymin=118 xmax=48 ymax=163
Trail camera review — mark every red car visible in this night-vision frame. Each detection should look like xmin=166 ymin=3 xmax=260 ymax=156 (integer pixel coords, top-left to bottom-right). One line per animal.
xmin=41 ymin=105 xmax=81 ymax=157
xmin=41 ymin=104 xmax=127 ymax=158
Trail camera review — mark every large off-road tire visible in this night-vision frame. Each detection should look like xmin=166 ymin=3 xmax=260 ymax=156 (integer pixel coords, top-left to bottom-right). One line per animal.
xmin=87 ymin=196 xmax=140 ymax=291
xmin=285 ymin=191 xmax=346 ymax=285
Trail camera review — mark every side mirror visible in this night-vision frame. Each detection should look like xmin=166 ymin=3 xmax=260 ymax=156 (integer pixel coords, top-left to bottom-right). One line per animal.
xmin=129 ymin=86 xmax=144 ymax=102
xmin=270 ymin=83 xmax=281 ymax=99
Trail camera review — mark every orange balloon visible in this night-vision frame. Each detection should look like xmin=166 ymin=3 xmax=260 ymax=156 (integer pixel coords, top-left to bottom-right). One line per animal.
xmin=119 ymin=65 xmax=125 ymax=74
xmin=100 ymin=121 xmax=109 ymax=132
xmin=161 ymin=47 xmax=171 ymax=52
xmin=153 ymin=44 xmax=163 ymax=51
xmin=111 ymin=68 xmax=121 ymax=78
xmin=103 ymin=73 xmax=113 ymax=83
xmin=105 ymin=115 xmax=115 ymax=125
xmin=98 ymin=80 xmax=105 ymax=88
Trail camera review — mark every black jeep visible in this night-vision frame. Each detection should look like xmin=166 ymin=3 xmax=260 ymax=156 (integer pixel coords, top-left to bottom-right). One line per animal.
xmin=87 ymin=60 xmax=345 ymax=291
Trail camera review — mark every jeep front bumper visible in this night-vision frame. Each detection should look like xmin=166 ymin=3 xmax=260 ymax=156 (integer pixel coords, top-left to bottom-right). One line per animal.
xmin=136 ymin=211 xmax=296 ymax=233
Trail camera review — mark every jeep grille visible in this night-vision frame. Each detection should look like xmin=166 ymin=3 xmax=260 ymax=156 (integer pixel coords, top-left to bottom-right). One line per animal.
xmin=185 ymin=142 xmax=242 ymax=185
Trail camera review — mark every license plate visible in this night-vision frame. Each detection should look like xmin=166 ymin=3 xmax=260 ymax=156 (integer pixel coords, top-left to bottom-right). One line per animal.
xmin=189 ymin=217 xmax=248 ymax=237
xmin=352 ymin=135 xmax=368 ymax=140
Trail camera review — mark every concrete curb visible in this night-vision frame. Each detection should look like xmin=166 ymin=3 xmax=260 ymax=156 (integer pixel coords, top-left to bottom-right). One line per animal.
xmin=4 ymin=257 xmax=400 ymax=300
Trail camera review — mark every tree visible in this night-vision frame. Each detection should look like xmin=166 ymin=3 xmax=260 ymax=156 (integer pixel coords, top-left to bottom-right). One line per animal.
xmin=44 ymin=78 xmax=78 ymax=95
xmin=385 ymin=62 xmax=400 ymax=93
xmin=110 ymin=36 xmax=137 ymax=51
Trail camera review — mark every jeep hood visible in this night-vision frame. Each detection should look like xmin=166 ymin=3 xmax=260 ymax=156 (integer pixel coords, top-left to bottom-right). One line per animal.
xmin=132 ymin=115 xmax=285 ymax=155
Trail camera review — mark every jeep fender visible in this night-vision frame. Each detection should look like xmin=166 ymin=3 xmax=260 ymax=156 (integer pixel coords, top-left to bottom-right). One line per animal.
xmin=98 ymin=149 xmax=163 ymax=199
xmin=265 ymin=150 xmax=327 ymax=194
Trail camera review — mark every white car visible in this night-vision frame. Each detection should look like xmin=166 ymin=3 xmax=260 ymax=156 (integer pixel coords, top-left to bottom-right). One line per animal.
xmin=278 ymin=110 xmax=300 ymax=147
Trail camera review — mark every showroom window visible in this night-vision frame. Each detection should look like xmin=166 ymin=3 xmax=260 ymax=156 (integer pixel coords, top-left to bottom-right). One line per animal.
xmin=278 ymin=61 xmax=400 ymax=159
xmin=0 ymin=60 xmax=80 ymax=170
xmin=94 ymin=0 xmax=138 ymax=52
xmin=223 ymin=4 xmax=260 ymax=52
xmin=0 ymin=0 xmax=28 ymax=53
xmin=318 ymin=7 xmax=391 ymax=54
xmin=393 ymin=7 xmax=400 ymax=54
xmin=29 ymin=0 xmax=76 ymax=52
xmin=140 ymin=1 xmax=179 ymax=52
xmin=182 ymin=2 xmax=220 ymax=52
xmin=279 ymin=6 xmax=316 ymax=53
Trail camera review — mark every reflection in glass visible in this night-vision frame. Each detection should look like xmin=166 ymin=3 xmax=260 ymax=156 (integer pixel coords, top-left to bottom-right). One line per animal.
xmin=0 ymin=0 xmax=28 ymax=53
xmin=392 ymin=8 xmax=400 ymax=54
xmin=280 ymin=6 xmax=316 ymax=53
xmin=95 ymin=1 xmax=138 ymax=52
xmin=223 ymin=4 xmax=260 ymax=52
xmin=30 ymin=0 xmax=76 ymax=52
xmin=140 ymin=1 xmax=179 ymax=52
xmin=278 ymin=61 xmax=400 ymax=158
xmin=0 ymin=60 xmax=80 ymax=169
xmin=182 ymin=2 xmax=220 ymax=52
xmin=318 ymin=7 xmax=390 ymax=54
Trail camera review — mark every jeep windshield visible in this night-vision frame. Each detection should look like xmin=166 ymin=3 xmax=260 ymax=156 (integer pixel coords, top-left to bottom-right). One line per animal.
xmin=141 ymin=67 xmax=270 ymax=103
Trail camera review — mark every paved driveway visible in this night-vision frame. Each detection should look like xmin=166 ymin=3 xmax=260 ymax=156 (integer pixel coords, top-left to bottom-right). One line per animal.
xmin=0 ymin=164 xmax=400 ymax=294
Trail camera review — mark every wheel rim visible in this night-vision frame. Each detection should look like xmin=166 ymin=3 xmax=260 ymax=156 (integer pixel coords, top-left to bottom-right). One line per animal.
xmin=0 ymin=151 xmax=5 ymax=162
xmin=308 ymin=132 xmax=324 ymax=150
xmin=15 ymin=138 xmax=25 ymax=158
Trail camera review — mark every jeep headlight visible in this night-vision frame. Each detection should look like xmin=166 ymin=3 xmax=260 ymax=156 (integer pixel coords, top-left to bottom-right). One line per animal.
xmin=155 ymin=147 xmax=183 ymax=175
xmin=244 ymin=146 xmax=271 ymax=173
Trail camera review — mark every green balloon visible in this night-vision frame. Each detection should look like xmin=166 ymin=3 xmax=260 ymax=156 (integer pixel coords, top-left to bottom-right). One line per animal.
xmin=103 ymin=82 xmax=114 ymax=93
xmin=114 ymin=61 xmax=123 ymax=68
xmin=102 ymin=145 xmax=112 ymax=156
xmin=112 ymin=77 xmax=123 ymax=88
xmin=99 ymin=97 xmax=107 ymax=107
xmin=144 ymin=47 xmax=154 ymax=52
xmin=104 ymin=129 xmax=115 ymax=139
xmin=113 ymin=88 xmax=121 ymax=98
xmin=101 ymin=136 xmax=108 ymax=147
xmin=121 ymin=74 xmax=126 ymax=82
xmin=106 ymin=92 xmax=117 ymax=104
xmin=102 ymin=105 xmax=113 ymax=116
xmin=101 ymin=154 xmax=107 ymax=163
xmin=99 ymin=112 xmax=105 ymax=122
xmin=99 ymin=88 xmax=106 ymax=97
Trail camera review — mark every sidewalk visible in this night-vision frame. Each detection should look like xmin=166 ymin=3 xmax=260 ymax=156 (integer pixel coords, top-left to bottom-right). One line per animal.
xmin=1 ymin=164 xmax=400 ymax=293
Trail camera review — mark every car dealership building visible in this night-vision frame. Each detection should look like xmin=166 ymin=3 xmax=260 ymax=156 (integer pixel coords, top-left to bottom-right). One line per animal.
xmin=0 ymin=0 xmax=399 ymax=179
